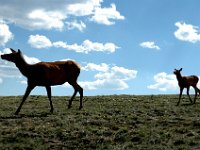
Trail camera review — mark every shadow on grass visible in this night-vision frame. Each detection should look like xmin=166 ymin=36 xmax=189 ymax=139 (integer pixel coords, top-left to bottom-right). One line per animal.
xmin=0 ymin=112 xmax=50 ymax=119
xmin=181 ymin=103 xmax=194 ymax=106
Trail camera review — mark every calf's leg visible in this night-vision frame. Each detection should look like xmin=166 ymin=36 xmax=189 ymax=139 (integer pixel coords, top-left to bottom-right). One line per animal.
xmin=193 ymin=86 xmax=198 ymax=104
xmin=177 ymin=88 xmax=183 ymax=106
xmin=186 ymin=87 xmax=193 ymax=104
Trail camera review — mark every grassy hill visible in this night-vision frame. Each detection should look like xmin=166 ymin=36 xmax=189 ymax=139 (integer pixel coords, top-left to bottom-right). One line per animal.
xmin=1 ymin=95 xmax=200 ymax=149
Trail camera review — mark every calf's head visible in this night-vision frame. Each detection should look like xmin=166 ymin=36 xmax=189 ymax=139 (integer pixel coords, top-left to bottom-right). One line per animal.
xmin=173 ymin=68 xmax=183 ymax=76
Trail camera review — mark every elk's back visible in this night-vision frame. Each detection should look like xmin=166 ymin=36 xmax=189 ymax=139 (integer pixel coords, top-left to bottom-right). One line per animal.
xmin=27 ymin=60 xmax=81 ymax=86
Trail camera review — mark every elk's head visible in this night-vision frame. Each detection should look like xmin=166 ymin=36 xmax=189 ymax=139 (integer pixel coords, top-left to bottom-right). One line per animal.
xmin=174 ymin=68 xmax=182 ymax=75
xmin=1 ymin=48 xmax=22 ymax=63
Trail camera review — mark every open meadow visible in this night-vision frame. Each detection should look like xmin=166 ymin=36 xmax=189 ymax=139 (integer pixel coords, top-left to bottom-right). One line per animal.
xmin=1 ymin=95 xmax=200 ymax=149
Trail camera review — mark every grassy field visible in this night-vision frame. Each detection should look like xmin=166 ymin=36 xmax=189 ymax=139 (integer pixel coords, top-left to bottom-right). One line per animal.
xmin=1 ymin=95 xmax=200 ymax=149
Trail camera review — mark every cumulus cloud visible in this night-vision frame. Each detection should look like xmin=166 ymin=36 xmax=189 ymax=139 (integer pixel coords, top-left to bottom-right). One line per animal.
xmin=147 ymin=72 xmax=178 ymax=92
xmin=79 ymin=63 xmax=137 ymax=90
xmin=91 ymin=3 xmax=125 ymax=25
xmin=0 ymin=21 xmax=13 ymax=46
xmin=67 ymin=0 xmax=101 ymax=16
xmin=66 ymin=20 xmax=86 ymax=32
xmin=82 ymin=63 xmax=109 ymax=72
xmin=174 ymin=21 xmax=200 ymax=43
xmin=23 ymin=55 xmax=40 ymax=64
xmin=57 ymin=40 xmax=119 ymax=53
xmin=28 ymin=9 xmax=65 ymax=30
xmin=28 ymin=34 xmax=52 ymax=49
xmin=0 ymin=0 xmax=124 ymax=31
xmin=28 ymin=34 xmax=119 ymax=53
xmin=140 ymin=41 xmax=160 ymax=50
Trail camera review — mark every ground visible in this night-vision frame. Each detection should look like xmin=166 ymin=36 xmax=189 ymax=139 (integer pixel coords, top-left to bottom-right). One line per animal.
xmin=1 ymin=95 xmax=200 ymax=149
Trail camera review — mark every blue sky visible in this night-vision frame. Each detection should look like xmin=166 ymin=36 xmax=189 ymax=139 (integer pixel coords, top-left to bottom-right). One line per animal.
xmin=1 ymin=0 xmax=200 ymax=96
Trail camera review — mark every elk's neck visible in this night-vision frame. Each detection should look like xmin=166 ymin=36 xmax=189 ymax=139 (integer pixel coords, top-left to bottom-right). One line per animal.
xmin=15 ymin=56 xmax=30 ymax=77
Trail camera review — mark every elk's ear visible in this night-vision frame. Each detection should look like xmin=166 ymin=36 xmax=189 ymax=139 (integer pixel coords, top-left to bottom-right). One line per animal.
xmin=10 ymin=48 xmax=16 ymax=53
xmin=180 ymin=68 xmax=183 ymax=71
xmin=18 ymin=49 xmax=21 ymax=54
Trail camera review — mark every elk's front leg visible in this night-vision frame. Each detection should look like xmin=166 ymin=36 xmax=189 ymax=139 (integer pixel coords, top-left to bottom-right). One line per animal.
xmin=15 ymin=85 xmax=35 ymax=115
xmin=46 ymin=86 xmax=53 ymax=113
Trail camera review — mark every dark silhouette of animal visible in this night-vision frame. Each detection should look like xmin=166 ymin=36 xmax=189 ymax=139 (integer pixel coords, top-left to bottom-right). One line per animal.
xmin=174 ymin=68 xmax=200 ymax=105
xmin=1 ymin=48 xmax=83 ymax=115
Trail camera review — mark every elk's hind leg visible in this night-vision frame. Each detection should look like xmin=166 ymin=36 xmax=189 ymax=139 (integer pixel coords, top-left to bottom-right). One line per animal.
xmin=68 ymin=84 xmax=77 ymax=109
xmin=68 ymin=82 xmax=83 ymax=109
xmin=46 ymin=86 xmax=53 ymax=113
xmin=15 ymin=85 xmax=35 ymax=115
xmin=77 ymin=84 xmax=83 ymax=109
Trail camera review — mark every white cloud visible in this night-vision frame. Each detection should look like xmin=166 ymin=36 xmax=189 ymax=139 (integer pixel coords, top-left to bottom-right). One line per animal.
xmin=82 ymin=63 xmax=109 ymax=72
xmin=28 ymin=35 xmax=119 ymax=53
xmin=28 ymin=34 xmax=52 ymax=49
xmin=67 ymin=0 xmax=102 ymax=16
xmin=23 ymin=55 xmax=40 ymax=64
xmin=52 ymin=41 xmax=67 ymax=49
xmin=140 ymin=41 xmax=160 ymax=50
xmin=28 ymin=9 xmax=65 ymax=30
xmin=0 ymin=0 xmax=124 ymax=31
xmin=79 ymin=63 xmax=137 ymax=90
xmin=0 ymin=78 xmax=2 ymax=84
xmin=20 ymin=80 xmax=27 ymax=85
xmin=66 ymin=20 xmax=86 ymax=31
xmin=79 ymin=79 xmax=129 ymax=90
xmin=53 ymin=39 xmax=119 ymax=53
xmin=147 ymin=72 xmax=178 ymax=91
xmin=174 ymin=21 xmax=200 ymax=43
xmin=91 ymin=3 xmax=125 ymax=25
xmin=0 ymin=21 xmax=13 ymax=46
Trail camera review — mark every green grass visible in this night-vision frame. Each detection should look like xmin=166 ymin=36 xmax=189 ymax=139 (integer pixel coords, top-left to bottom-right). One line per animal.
xmin=1 ymin=95 xmax=200 ymax=149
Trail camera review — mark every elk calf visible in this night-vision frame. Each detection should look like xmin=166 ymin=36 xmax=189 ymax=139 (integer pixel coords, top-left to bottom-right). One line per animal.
xmin=174 ymin=68 xmax=200 ymax=105
xmin=1 ymin=48 xmax=83 ymax=114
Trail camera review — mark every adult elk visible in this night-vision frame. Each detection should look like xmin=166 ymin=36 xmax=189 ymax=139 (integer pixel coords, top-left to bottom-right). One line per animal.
xmin=1 ymin=48 xmax=83 ymax=115
xmin=174 ymin=68 xmax=200 ymax=105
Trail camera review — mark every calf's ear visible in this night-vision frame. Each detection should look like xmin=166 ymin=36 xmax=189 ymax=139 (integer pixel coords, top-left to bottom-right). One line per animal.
xmin=18 ymin=49 xmax=21 ymax=53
